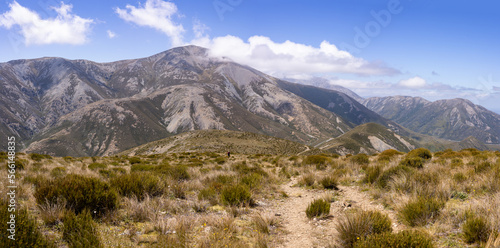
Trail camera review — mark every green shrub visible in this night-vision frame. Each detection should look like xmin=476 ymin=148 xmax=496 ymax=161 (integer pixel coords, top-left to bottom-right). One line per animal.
xmin=198 ymin=187 xmax=218 ymax=205
xmin=128 ymin=157 xmax=142 ymax=164
xmin=305 ymin=199 xmax=330 ymax=219
xmin=63 ymin=210 xmax=102 ymax=248
xmin=336 ymin=210 xmax=393 ymax=248
xmin=30 ymin=153 xmax=52 ymax=161
xmin=88 ymin=162 xmax=107 ymax=170
xmin=319 ymin=175 xmax=338 ymax=190
xmin=463 ymin=215 xmax=490 ymax=244
xmin=399 ymin=196 xmax=444 ymax=226
xmin=240 ymin=173 xmax=263 ymax=189
xmin=51 ymin=166 xmax=67 ymax=178
xmin=354 ymin=230 xmax=434 ymax=248
xmin=111 ymin=172 xmax=163 ymax=200
xmin=214 ymin=157 xmax=226 ymax=164
xmin=407 ymin=148 xmax=432 ymax=160
xmin=350 ymin=153 xmax=370 ymax=165
xmin=379 ymin=149 xmax=403 ymax=158
xmin=0 ymin=200 xmax=56 ymax=247
xmin=400 ymin=157 xmax=424 ymax=168
xmin=302 ymin=155 xmax=330 ymax=165
xmin=221 ymin=184 xmax=253 ymax=207
xmin=130 ymin=163 xmax=156 ymax=171
xmin=475 ymin=161 xmax=491 ymax=173
xmin=34 ymin=174 xmax=118 ymax=217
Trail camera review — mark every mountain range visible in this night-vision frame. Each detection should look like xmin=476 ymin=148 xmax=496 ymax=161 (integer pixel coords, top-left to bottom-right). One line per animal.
xmin=1 ymin=45 xmax=499 ymax=156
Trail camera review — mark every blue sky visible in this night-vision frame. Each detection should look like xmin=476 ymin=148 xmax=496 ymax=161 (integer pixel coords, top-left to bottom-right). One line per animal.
xmin=1 ymin=0 xmax=499 ymax=113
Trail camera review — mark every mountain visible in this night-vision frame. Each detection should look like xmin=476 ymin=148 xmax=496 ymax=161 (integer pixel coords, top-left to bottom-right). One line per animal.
xmin=276 ymin=80 xmax=391 ymax=127
xmin=1 ymin=46 xmax=354 ymax=156
xmin=316 ymin=122 xmax=419 ymax=155
xmin=363 ymin=96 xmax=500 ymax=144
xmin=283 ymin=77 xmax=364 ymax=103
xmin=121 ymin=129 xmax=310 ymax=156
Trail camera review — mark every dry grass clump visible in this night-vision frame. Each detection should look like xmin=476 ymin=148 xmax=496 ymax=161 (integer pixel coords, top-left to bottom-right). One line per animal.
xmin=336 ymin=210 xmax=393 ymax=248
xmin=398 ymin=196 xmax=445 ymax=227
xmin=306 ymin=198 xmax=331 ymax=219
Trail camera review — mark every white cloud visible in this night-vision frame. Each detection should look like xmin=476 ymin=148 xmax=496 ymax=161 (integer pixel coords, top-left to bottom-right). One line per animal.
xmin=398 ymin=76 xmax=427 ymax=88
xmin=107 ymin=30 xmax=116 ymax=39
xmin=191 ymin=35 xmax=399 ymax=76
xmin=116 ymin=0 xmax=184 ymax=46
xmin=0 ymin=1 xmax=93 ymax=45
xmin=192 ymin=19 xmax=209 ymax=39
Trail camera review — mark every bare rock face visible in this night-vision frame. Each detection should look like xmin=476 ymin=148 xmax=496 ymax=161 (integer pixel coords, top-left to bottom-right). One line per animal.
xmin=363 ymin=96 xmax=500 ymax=144
xmin=1 ymin=46 xmax=355 ymax=156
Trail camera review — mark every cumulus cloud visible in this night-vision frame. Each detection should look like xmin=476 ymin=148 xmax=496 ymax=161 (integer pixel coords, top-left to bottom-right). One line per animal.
xmin=0 ymin=1 xmax=94 ymax=45
xmin=398 ymin=76 xmax=427 ymax=88
xmin=107 ymin=30 xmax=116 ymax=39
xmin=190 ymin=35 xmax=400 ymax=76
xmin=115 ymin=0 xmax=184 ymax=46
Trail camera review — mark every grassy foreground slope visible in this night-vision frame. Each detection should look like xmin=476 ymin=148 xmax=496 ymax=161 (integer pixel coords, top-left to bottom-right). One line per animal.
xmin=1 ymin=147 xmax=500 ymax=247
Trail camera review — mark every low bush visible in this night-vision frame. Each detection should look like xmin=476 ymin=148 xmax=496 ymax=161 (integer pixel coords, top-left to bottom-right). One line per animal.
xmin=63 ymin=209 xmax=102 ymax=248
xmin=463 ymin=215 xmax=490 ymax=244
xmin=354 ymin=230 xmax=434 ymax=248
xmin=319 ymin=175 xmax=338 ymax=190
xmin=240 ymin=173 xmax=263 ymax=189
xmin=30 ymin=153 xmax=52 ymax=161
xmin=128 ymin=157 xmax=142 ymax=164
xmin=350 ymin=153 xmax=370 ymax=165
xmin=88 ymin=162 xmax=107 ymax=170
xmin=50 ymin=166 xmax=67 ymax=178
xmin=407 ymin=148 xmax=432 ymax=160
xmin=305 ymin=198 xmax=330 ymax=219
xmin=400 ymin=157 xmax=424 ymax=168
xmin=379 ymin=149 xmax=403 ymax=158
xmin=221 ymin=184 xmax=253 ymax=207
xmin=398 ymin=196 xmax=444 ymax=226
xmin=475 ymin=161 xmax=492 ymax=173
xmin=303 ymin=155 xmax=330 ymax=166
xmin=34 ymin=174 xmax=118 ymax=217
xmin=111 ymin=172 xmax=163 ymax=200
xmin=336 ymin=210 xmax=392 ymax=248
xmin=0 ymin=200 xmax=56 ymax=247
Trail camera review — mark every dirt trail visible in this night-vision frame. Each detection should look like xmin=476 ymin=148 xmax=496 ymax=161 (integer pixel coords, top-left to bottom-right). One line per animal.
xmin=271 ymin=177 xmax=402 ymax=248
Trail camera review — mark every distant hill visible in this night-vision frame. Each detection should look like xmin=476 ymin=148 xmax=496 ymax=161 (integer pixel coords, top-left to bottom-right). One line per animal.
xmin=317 ymin=122 xmax=419 ymax=155
xmin=277 ymin=80 xmax=391 ymax=127
xmin=363 ymin=96 xmax=500 ymax=144
xmin=120 ymin=129 xmax=311 ymax=156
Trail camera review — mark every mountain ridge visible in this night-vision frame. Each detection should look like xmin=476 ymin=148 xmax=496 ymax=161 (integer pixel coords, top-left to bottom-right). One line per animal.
xmin=363 ymin=96 xmax=500 ymax=144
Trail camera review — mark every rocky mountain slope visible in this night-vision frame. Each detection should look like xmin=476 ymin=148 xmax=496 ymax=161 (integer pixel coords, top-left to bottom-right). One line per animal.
xmin=283 ymin=77 xmax=364 ymax=103
xmin=363 ymin=96 xmax=500 ymax=144
xmin=2 ymin=46 xmax=357 ymax=156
